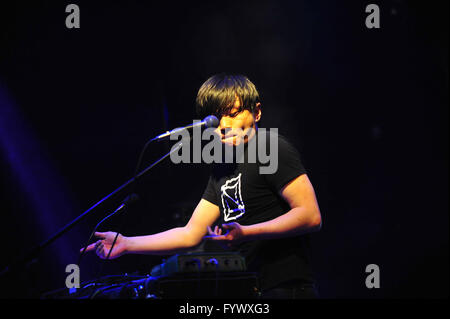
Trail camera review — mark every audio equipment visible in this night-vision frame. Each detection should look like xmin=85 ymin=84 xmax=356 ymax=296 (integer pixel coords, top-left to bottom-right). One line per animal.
xmin=150 ymin=252 xmax=246 ymax=277
xmin=41 ymin=252 xmax=259 ymax=299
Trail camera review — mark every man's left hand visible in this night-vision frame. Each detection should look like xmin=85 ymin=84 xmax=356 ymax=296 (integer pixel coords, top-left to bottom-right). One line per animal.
xmin=203 ymin=222 xmax=247 ymax=246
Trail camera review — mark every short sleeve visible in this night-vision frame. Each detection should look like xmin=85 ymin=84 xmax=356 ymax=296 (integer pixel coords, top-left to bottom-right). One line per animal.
xmin=201 ymin=175 xmax=219 ymax=206
xmin=263 ymin=134 xmax=307 ymax=192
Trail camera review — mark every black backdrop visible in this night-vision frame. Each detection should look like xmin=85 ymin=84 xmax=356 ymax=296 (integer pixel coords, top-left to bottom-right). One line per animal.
xmin=0 ymin=0 xmax=448 ymax=298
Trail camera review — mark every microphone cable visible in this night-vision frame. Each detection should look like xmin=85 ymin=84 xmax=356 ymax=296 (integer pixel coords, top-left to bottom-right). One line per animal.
xmin=86 ymin=137 xmax=154 ymax=269
xmin=79 ymin=115 xmax=218 ymax=296
xmin=77 ymin=194 xmax=139 ymax=266
xmin=84 ymin=138 xmax=153 ymax=299
xmin=78 ymin=135 xmax=153 ymax=275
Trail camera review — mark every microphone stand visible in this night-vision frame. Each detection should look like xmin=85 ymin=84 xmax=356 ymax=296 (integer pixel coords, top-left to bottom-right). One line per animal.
xmin=0 ymin=140 xmax=186 ymax=279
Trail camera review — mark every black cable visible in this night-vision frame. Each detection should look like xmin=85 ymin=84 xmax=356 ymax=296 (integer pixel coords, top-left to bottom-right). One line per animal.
xmin=90 ymin=214 xmax=125 ymax=299
xmin=78 ymin=139 xmax=155 ymax=302
xmin=78 ymin=129 xmax=189 ymax=299
xmin=78 ymin=136 xmax=155 ymax=264
xmin=84 ymin=208 xmax=126 ymax=299
xmin=77 ymin=207 xmax=123 ymax=266
xmin=95 ymin=137 xmax=157 ymax=265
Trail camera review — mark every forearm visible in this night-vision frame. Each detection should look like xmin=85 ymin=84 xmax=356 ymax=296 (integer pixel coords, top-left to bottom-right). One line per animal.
xmin=243 ymin=207 xmax=322 ymax=241
xmin=124 ymin=227 xmax=199 ymax=256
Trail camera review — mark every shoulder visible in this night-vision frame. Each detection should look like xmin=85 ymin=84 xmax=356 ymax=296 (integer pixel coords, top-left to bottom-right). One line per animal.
xmin=257 ymin=129 xmax=300 ymax=154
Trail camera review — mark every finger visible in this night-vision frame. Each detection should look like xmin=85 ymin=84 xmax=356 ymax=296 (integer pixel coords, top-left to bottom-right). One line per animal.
xmin=222 ymin=223 xmax=235 ymax=229
xmin=96 ymin=243 xmax=104 ymax=257
xmin=204 ymin=235 xmax=227 ymax=241
xmin=214 ymin=226 xmax=219 ymax=234
xmin=96 ymin=243 xmax=103 ymax=253
xmin=218 ymin=228 xmax=222 ymax=235
xmin=81 ymin=242 xmax=96 ymax=253
xmin=94 ymin=232 xmax=106 ymax=239
xmin=207 ymin=226 xmax=213 ymax=235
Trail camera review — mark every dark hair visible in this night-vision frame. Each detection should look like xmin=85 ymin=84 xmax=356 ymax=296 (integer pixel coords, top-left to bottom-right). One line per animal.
xmin=195 ymin=73 xmax=260 ymax=119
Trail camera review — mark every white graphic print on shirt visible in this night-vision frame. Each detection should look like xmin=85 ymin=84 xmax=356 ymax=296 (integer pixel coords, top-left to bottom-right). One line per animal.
xmin=220 ymin=173 xmax=246 ymax=221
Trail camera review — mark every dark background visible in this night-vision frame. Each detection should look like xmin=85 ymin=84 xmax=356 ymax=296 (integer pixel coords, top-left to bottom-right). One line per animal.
xmin=0 ymin=0 xmax=447 ymax=299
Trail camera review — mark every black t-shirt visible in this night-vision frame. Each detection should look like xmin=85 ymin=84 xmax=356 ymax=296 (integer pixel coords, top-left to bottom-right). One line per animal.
xmin=201 ymin=130 xmax=316 ymax=291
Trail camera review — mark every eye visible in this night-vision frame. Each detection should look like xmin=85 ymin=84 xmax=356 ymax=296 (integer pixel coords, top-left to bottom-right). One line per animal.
xmin=228 ymin=107 xmax=244 ymax=118
xmin=217 ymin=106 xmax=243 ymax=118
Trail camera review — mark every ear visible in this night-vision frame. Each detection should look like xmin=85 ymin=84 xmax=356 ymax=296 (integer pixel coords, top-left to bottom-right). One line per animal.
xmin=254 ymin=103 xmax=262 ymax=122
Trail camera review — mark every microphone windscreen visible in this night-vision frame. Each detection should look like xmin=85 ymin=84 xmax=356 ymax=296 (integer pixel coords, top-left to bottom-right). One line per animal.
xmin=204 ymin=115 xmax=219 ymax=128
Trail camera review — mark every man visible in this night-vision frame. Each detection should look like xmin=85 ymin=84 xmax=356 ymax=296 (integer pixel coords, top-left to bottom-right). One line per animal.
xmin=84 ymin=74 xmax=322 ymax=299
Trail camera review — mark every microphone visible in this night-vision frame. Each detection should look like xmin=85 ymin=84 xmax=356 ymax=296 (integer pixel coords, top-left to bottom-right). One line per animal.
xmin=151 ymin=115 xmax=219 ymax=142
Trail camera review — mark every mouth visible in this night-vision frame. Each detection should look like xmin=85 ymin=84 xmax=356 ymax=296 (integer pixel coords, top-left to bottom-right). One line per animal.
xmin=221 ymin=134 xmax=237 ymax=141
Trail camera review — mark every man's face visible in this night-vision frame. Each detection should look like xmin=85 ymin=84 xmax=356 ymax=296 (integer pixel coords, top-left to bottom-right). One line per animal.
xmin=215 ymin=96 xmax=261 ymax=147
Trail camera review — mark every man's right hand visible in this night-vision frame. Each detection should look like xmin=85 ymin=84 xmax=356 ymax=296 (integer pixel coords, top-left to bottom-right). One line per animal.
xmin=81 ymin=231 xmax=128 ymax=259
